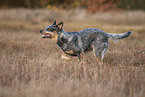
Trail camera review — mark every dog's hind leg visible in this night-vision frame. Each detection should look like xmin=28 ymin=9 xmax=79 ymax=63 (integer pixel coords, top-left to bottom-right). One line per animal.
xmin=93 ymin=42 xmax=109 ymax=64
xmin=101 ymin=47 xmax=108 ymax=62
xmin=93 ymin=45 xmax=102 ymax=65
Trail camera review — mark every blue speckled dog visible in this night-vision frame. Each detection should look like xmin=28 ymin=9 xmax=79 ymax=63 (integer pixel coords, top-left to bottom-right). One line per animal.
xmin=40 ymin=20 xmax=133 ymax=64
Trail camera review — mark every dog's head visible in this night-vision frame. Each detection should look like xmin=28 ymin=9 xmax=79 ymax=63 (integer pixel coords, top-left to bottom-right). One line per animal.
xmin=40 ymin=20 xmax=63 ymax=40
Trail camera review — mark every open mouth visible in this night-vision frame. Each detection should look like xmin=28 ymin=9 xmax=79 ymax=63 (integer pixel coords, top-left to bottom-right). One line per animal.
xmin=42 ymin=33 xmax=52 ymax=38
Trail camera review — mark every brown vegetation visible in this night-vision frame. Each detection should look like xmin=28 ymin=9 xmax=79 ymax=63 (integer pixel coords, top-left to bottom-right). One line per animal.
xmin=83 ymin=0 xmax=119 ymax=13
xmin=0 ymin=0 xmax=145 ymax=12
xmin=0 ymin=9 xmax=145 ymax=25
xmin=0 ymin=9 xmax=145 ymax=97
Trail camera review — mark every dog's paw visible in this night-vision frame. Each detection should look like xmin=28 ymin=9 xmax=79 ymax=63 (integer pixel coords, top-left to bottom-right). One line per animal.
xmin=61 ymin=55 xmax=72 ymax=61
xmin=80 ymin=60 xmax=90 ymax=64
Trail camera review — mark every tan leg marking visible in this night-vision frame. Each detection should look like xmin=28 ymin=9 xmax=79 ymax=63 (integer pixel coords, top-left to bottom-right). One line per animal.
xmin=80 ymin=52 xmax=84 ymax=64
xmin=92 ymin=44 xmax=96 ymax=57
xmin=65 ymin=50 xmax=75 ymax=54
xmin=61 ymin=52 xmax=72 ymax=61
xmin=80 ymin=52 xmax=90 ymax=64
xmin=93 ymin=45 xmax=103 ymax=65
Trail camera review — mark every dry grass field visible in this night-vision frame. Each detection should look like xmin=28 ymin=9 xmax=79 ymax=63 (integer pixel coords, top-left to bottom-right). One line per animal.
xmin=0 ymin=9 xmax=145 ymax=97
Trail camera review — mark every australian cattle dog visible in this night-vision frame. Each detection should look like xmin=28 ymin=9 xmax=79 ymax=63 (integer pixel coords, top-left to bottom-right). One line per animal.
xmin=40 ymin=20 xmax=133 ymax=64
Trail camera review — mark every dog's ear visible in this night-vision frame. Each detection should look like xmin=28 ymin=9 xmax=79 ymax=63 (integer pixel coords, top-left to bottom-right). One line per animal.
xmin=53 ymin=20 xmax=56 ymax=25
xmin=57 ymin=22 xmax=63 ymax=29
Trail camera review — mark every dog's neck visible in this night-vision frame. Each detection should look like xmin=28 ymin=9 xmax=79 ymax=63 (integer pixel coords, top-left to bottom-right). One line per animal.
xmin=58 ymin=28 xmax=73 ymax=37
xmin=58 ymin=28 xmax=67 ymax=35
xmin=57 ymin=28 xmax=73 ymax=42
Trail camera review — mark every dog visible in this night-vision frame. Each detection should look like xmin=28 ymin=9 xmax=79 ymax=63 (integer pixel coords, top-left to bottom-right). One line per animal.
xmin=40 ymin=20 xmax=133 ymax=64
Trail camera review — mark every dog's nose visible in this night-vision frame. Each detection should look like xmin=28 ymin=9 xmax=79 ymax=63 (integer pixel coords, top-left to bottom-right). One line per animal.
xmin=40 ymin=30 xmax=43 ymax=34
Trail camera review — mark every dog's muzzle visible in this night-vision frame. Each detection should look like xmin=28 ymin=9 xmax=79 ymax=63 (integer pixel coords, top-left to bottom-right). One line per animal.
xmin=40 ymin=30 xmax=53 ymax=38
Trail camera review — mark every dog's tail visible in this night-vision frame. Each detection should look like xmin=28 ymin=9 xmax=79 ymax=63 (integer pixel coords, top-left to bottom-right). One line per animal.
xmin=107 ymin=31 xmax=133 ymax=41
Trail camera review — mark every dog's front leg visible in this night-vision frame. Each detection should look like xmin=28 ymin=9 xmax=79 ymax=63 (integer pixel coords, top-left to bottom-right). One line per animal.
xmin=61 ymin=52 xmax=72 ymax=61
xmin=77 ymin=52 xmax=83 ymax=63
xmin=78 ymin=52 xmax=90 ymax=64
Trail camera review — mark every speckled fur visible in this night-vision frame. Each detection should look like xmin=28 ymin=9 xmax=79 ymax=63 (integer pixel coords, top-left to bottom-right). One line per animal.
xmin=40 ymin=21 xmax=133 ymax=62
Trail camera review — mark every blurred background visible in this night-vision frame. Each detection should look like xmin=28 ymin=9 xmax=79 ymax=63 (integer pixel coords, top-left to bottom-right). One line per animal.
xmin=0 ymin=0 xmax=145 ymax=11
xmin=0 ymin=0 xmax=145 ymax=24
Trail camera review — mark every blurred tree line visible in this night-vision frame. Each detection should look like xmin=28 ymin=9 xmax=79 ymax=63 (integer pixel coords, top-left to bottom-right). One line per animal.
xmin=0 ymin=0 xmax=145 ymax=12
